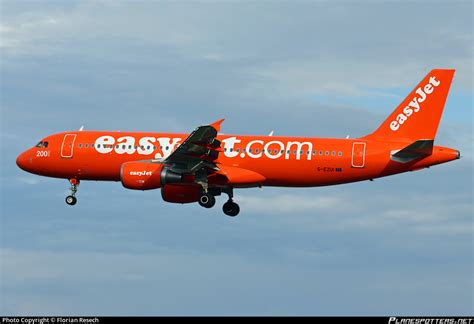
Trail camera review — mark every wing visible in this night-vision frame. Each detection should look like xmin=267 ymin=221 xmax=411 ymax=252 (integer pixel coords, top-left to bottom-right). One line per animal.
xmin=162 ymin=119 xmax=224 ymax=174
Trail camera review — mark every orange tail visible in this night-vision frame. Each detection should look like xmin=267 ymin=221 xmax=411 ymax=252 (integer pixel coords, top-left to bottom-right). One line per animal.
xmin=365 ymin=69 xmax=455 ymax=142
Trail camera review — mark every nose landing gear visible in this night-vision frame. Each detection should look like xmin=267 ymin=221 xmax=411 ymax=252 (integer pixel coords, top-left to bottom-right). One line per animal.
xmin=65 ymin=195 xmax=77 ymax=205
xmin=65 ymin=178 xmax=79 ymax=206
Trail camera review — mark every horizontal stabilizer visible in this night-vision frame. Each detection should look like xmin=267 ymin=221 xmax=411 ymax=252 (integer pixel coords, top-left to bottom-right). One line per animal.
xmin=391 ymin=140 xmax=434 ymax=163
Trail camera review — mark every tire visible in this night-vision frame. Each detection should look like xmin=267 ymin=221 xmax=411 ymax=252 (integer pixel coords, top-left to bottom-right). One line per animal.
xmin=223 ymin=201 xmax=240 ymax=217
xmin=66 ymin=195 xmax=77 ymax=206
xmin=198 ymin=193 xmax=216 ymax=208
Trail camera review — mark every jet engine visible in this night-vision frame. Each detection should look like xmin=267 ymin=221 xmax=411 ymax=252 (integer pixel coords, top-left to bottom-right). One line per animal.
xmin=120 ymin=161 xmax=182 ymax=190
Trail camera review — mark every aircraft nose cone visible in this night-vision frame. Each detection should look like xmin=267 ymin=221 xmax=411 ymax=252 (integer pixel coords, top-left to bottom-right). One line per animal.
xmin=16 ymin=151 xmax=31 ymax=171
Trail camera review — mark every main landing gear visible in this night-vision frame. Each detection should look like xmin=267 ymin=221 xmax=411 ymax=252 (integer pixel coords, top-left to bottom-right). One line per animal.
xmin=65 ymin=178 xmax=79 ymax=206
xmin=198 ymin=193 xmax=216 ymax=209
xmin=222 ymin=187 xmax=239 ymax=217
xmin=198 ymin=187 xmax=240 ymax=217
xmin=223 ymin=200 xmax=240 ymax=217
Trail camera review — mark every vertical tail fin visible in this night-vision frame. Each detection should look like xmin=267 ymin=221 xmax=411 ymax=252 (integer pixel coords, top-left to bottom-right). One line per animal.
xmin=365 ymin=69 xmax=455 ymax=142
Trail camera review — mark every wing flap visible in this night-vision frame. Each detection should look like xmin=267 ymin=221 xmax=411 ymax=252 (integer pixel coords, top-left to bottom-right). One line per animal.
xmin=216 ymin=165 xmax=266 ymax=186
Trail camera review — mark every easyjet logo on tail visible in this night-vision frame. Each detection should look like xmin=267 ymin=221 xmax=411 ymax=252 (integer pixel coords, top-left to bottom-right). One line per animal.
xmin=390 ymin=76 xmax=441 ymax=131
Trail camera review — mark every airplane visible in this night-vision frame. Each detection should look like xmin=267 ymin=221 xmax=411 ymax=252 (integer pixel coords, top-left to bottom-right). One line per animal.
xmin=16 ymin=69 xmax=460 ymax=217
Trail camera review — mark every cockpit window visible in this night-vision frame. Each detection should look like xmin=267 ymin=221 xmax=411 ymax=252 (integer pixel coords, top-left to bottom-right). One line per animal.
xmin=35 ymin=141 xmax=49 ymax=148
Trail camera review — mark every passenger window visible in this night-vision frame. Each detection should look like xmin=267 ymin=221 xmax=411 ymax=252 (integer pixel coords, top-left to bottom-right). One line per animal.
xmin=91 ymin=144 xmax=94 ymax=148
xmin=319 ymin=150 xmax=323 ymax=156
xmin=236 ymin=149 xmax=240 ymax=153
xmin=338 ymin=151 xmax=343 ymax=156
xmin=85 ymin=144 xmax=88 ymax=148
xmin=78 ymin=144 xmax=82 ymax=148
xmin=332 ymin=151 xmax=336 ymax=156
xmin=274 ymin=149 xmax=278 ymax=154
xmin=147 ymin=146 xmax=150 ymax=150
xmin=255 ymin=149 xmax=259 ymax=153
xmin=325 ymin=151 xmax=329 ymax=156
xmin=97 ymin=144 xmax=101 ymax=148
xmin=293 ymin=151 xmax=297 ymax=154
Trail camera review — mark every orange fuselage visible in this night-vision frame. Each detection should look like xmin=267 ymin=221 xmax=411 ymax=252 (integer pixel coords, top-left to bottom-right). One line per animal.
xmin=16 ymin=131 xmax=459 ymax=187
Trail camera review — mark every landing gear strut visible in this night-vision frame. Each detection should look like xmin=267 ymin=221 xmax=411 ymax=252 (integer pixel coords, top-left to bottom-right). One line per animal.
xmin=222 ymin=188 xmax=240 ymax=217
xmin=66 ymin=178 xmax=79 ymax=206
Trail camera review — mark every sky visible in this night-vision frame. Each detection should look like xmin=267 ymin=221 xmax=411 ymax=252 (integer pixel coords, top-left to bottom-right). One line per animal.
xmin=0 ymin=0 xmax=473 ymax=316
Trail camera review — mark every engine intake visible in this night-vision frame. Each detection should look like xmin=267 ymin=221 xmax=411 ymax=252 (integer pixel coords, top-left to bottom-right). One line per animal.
xmin=121 ymin=161 xmax=182 ymax=190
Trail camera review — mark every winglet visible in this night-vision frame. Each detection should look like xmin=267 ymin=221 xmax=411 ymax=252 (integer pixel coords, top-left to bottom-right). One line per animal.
xmin=210 ymin=119 xmax=225 ymax=132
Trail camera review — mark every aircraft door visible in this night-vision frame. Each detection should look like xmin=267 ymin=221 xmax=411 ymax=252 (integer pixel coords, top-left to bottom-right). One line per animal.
xmin=352 ymin=142 xmax=366 ymax=168
xmin=61 ymin=134 xmax=77 ymax=158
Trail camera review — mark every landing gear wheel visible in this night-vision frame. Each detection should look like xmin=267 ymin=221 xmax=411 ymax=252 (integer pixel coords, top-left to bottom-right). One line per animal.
xmin=65 ymin=195 xmax=77 ymax=206
xmin=198 ymin=193 xmax=216 ymax=208
xmin=65 ymin=179 xmax=80 ymax=206
xmin=223 ymin=201 xmax=240 ymax=217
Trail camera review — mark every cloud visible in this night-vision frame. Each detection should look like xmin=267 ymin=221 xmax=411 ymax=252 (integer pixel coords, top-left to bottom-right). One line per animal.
xmin=17 ymin=177 xmax=40 ymax=185
xmin=0 ymin=0 xmax=472 ymax=316
xmin=237 ymin=187 xmax=473 ymax=236
xmin=1 ymin=1 xmax=472 ymax=92
xmin=239 ymin=193 xmax=341 ymax=214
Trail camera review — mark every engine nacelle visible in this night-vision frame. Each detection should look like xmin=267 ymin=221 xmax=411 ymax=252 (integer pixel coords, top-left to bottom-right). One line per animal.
xmin=161 ymin=184 xmax=200 ymax=204
xmin=120 ymin=161 xmax=182 ymax=190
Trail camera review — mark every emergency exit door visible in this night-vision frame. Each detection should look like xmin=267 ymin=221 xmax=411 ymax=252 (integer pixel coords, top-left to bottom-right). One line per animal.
xmin=352 ymin=142 xmax=366 ymax=168
xmin=61 ymin=134 xmax=77 ymax=158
